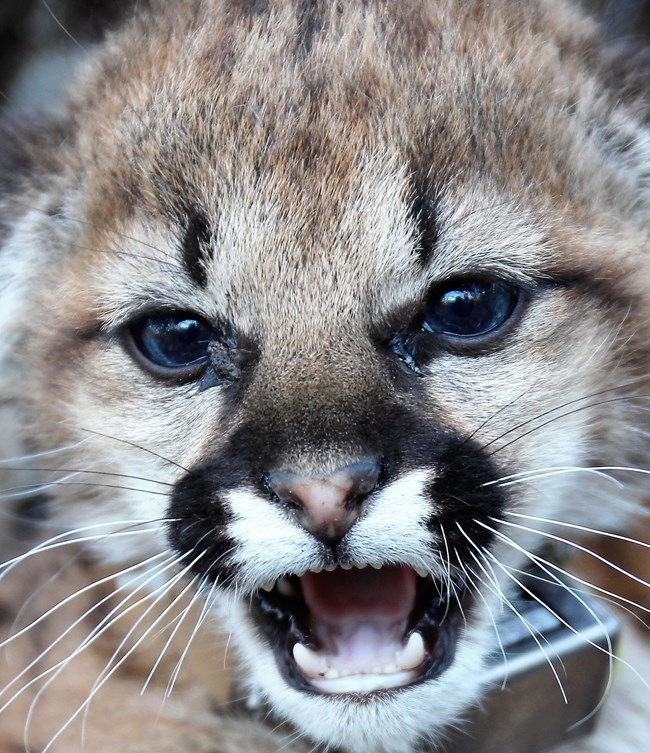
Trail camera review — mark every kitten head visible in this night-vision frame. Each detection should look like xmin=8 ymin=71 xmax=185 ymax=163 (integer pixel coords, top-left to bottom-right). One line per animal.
xmin=2 ymin=1 xmax=650 ymax=751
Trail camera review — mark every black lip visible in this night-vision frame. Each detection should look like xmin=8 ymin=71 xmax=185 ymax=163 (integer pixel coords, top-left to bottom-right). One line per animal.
xmin=250 ymin=568 xmax=468 ymax=697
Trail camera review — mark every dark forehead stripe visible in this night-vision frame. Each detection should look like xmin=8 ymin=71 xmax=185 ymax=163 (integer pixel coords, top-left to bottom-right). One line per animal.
xmin=409 ymin=176 xmax=439 ymax=267
xmin=181 ymin=209 xmax=212 ymax=289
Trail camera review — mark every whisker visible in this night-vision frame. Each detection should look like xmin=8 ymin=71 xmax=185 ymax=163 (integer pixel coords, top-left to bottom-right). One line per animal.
xmin=488 ymin=464 xmax=650 ymax=489
xmin=0 ymin=552 xmax=184 ymax=712
xmin=17 ymin=551 xmax=201 ymax=746
xmin=476 ymin=521 xmax=650 ymax=618
xmin=165 ymin=575 xmax=220 ymax=699
xmin=140 ymin=574 xmax=211 ymax=696
xmin=0 ymin=440 xmax=90 ymax=465
xmin=0 ymin=553 xmax=179 ymax=704
xmin=484 ymin=466 xmax=625 ymax=489
xmin=41 ymin=565 xmax=207 ymax=753
xmin=487 ymin=394 xmax=650 ymax=457
xmin=0 ymin=465 xmax=174 ymax=487
xmin=75 ymin=427 xmax=190 ymax=473
xmin=469 ymin=375 xmax=650 ymax=453
xmin=455 ymin=559 xmax=509 ymax=688
xmin=0 ymin=519 xmax=173 ymax=578
xmin=40 ymin=0 xmax=87 ymax=52
xmin=494 ymin=517 xmax=650 ymax=594
xmin=504 ymin=510 xmax=650 ymax=550
xmin=0 ymin=479 xmax=171 ymax=502
xmin=506 ymin=562 xmax=650 ymax=632
xmin=455 ymin=523 xmax=569 ymax=702
xmin=476 ymin=520 xmax=649 ymax=707
xmin=0 ymin=551 xmax=170 ymax=651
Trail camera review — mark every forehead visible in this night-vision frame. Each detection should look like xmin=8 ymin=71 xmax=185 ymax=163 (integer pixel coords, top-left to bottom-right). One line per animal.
xmin=68 ymin=0 xmax=595 ymax=330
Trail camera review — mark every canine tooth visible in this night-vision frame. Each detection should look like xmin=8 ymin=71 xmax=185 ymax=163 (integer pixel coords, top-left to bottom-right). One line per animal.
xmin=276 ymin=578 xmax=294 ymax=596
xmin=261 ymin=580 xmax=275 ymax=592
xmin=414 ymin=566 xmax=428 ymax=578
xmin=293 ymin=643 xmax=329 ymax=677
xmin=395 ymin=632 xmax=425 ymax=671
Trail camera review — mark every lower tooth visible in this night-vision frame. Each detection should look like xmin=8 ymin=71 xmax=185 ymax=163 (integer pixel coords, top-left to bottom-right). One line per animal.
xmin=395 ymin=632 xmax=426 ymax=671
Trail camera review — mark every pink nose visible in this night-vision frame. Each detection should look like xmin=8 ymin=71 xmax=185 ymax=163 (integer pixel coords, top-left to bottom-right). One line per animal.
xmin=266 ymin=460 xmax=381 ymax=544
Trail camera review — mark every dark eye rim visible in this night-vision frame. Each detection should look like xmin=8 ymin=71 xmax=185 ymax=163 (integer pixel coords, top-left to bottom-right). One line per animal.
xmin=419 ymin=277 xmax=522 ymax=343
xmin=386 ymin=277 xmax=529 ymax=369
xmin=122 ymin=310 xmax=214 ymax=383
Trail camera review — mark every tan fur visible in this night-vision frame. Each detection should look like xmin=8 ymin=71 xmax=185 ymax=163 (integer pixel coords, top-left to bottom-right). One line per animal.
xmin=1 ymin=0 xmax=650 ymax=751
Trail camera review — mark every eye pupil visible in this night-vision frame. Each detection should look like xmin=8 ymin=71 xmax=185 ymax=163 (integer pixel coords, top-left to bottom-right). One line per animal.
xmin=133 ymin=314 xmax=213 ymax=371
xmin=423 ymin=280 xmax=517 ymax=338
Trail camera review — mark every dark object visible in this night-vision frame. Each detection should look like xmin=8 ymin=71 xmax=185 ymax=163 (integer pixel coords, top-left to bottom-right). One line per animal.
xmin=445 ymin=567 xmax=620 ymax=753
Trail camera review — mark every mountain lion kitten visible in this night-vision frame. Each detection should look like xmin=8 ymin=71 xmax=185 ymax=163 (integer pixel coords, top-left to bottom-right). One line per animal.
xmin=1 ymin=0 xmax=650 ymax=751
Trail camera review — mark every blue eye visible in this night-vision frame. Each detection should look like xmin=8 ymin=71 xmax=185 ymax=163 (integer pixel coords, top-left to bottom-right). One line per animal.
xmin=422 ymin=280 xmax=518 ymax=338
xmin=130 ymin=314 xmax=214 ymax=375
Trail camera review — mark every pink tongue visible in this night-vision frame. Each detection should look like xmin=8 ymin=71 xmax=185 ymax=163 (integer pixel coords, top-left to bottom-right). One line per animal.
xmin=300 ymin=566 xmax=417 ymax=625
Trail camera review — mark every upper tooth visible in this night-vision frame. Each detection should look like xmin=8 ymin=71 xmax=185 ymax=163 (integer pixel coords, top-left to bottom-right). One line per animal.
xmin=293 ymin=643 xmax=329 ymax=677
xmin=414 ymin=566 xmax=428 ymax=578
xmin=261 ymin=580 xmax=275 ymax=592
xmin=324 ymin=564 xmax=337 ymax=572
xmin=395 ymin=632 xmax=425 ymax=671
xmin=340 ymin=562 xmax=353 ymax=570
xmin=310 ymin=564 xmax=323 ymax=574
xmin=276 ymin=578 xmax=294 ymax=597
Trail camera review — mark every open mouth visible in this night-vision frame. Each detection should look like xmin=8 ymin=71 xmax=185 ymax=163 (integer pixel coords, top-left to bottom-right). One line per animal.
xmin=251 ymin=564 xmax=465 ymax=695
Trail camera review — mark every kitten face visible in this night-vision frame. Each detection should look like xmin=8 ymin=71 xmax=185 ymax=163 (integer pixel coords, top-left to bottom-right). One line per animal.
xmin=2 ymin=1 xmax=650 ymax=751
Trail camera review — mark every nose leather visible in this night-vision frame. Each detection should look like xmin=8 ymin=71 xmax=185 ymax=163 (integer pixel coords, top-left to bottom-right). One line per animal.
xmin=267 ymin=460 xmax=380 ymax=544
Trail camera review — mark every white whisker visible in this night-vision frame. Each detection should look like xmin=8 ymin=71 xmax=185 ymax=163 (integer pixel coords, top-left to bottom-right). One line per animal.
xmin=165 ymin=575 xmax=220 ymax=699
xmin=0 ymin=519 xmax=173 ymax=579
xmin=0 ymin=551 xmax=169 ymax=651
xmin=455 ymin=523 xmax=569 ymax=703
xmin=494 ymin=517 xmax=650 ymax=593
xmin=0 ymin=553 xmax=182 ymax=708
xmin=42 ymin=564 xmax=207 ymax=753
xmin=504 ymin=510 xmax=650 ymax=549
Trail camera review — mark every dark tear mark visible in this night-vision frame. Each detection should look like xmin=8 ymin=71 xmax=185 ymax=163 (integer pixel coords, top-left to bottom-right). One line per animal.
xmin=410 ymin=178 xmax=439 ymax=267
xmin=181 ymin=210 xmax=212 ymax=289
